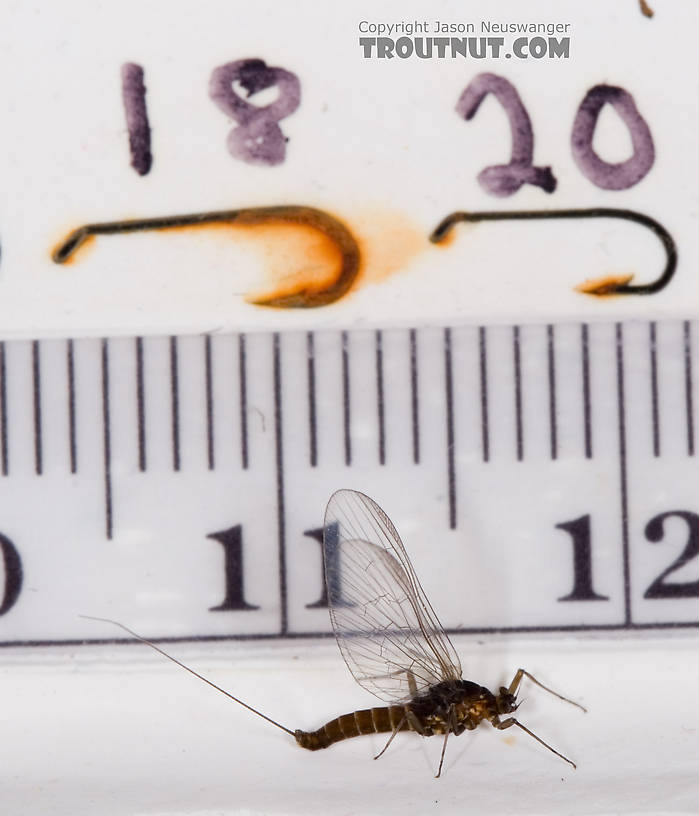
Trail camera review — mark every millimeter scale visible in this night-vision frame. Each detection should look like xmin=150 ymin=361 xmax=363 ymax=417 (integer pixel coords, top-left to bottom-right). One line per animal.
xmin=2 ymin=2 xmax=699 ymax=814
xmin=3 ymin=317 xmax=699 ymax=645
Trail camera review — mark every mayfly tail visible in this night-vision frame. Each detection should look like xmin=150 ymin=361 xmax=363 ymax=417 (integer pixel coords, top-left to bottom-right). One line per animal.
xmin=79 ymin=614 xmax=295 ymax=736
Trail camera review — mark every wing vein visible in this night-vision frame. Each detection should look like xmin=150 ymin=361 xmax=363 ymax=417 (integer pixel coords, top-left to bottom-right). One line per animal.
xmin=322 ymin=489 xmax=462 ymax=702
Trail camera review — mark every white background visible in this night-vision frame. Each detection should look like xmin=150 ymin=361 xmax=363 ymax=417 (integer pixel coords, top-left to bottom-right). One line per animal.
xmin=1 ymin=1 xmax=698 ymax=814
xmin=2 ymin=634 xmax=696 ymax=815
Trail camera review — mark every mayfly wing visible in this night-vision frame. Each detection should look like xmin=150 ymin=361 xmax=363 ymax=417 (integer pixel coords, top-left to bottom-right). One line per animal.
xmin=322 ymin=489 xmax=462 ymax=703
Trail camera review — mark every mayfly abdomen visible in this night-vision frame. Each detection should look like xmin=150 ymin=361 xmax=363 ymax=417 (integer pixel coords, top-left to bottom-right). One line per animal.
xmin=295 ymin=705 xmax=413 ymax=751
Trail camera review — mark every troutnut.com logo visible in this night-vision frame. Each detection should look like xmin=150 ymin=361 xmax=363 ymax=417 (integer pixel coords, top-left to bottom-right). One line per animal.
xmin=358 ymin=20 xmax=571 ymax=59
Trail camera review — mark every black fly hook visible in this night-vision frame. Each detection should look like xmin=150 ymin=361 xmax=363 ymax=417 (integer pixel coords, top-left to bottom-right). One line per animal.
xmin=52 ymin=205 xmax=361 ymax=308
xmin=430 ymin=207 xmax=677 ymax=295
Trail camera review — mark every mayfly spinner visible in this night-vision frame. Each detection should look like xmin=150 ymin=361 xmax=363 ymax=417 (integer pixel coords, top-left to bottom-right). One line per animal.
xmin=87 ymin=489 xmax=585 ymax=777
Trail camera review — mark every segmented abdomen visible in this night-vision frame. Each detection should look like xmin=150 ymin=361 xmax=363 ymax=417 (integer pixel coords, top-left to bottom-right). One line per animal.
xmin=295 ymin=705 xmax=412 ymax=751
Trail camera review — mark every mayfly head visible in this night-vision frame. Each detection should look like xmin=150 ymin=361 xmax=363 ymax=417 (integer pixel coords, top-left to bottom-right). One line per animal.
xmin=495 ymin=686 xmax=518 ymax=715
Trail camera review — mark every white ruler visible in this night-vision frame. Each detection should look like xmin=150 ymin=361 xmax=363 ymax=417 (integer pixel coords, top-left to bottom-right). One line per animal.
xmin=2 ymin=317 xmax=699 ymax=646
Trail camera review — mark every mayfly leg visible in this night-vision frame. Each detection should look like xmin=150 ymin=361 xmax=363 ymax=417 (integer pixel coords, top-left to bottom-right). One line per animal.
xmin=507 ymin=668 xmax=587 ymax=713
xmin=374 ymin=709 xmax=424 ymax=760
xmin=435 ymin=706 xmax=459 ymax=779
xmin=372 ymin=670 xmax=420 ymax=762
xmin=495 ymin=717 xmax=577 ymax=769
xmin=373 ymin=716 xmax=407 ymax=760
xmin=362 ymin=668 xmax=420 ymax=698
xmin=496 ymin=668 xmax=586 ymax=770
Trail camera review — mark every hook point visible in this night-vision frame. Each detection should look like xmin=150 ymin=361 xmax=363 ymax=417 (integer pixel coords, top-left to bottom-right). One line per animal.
xmin=576 ymin=272 xmax=635 ymax=296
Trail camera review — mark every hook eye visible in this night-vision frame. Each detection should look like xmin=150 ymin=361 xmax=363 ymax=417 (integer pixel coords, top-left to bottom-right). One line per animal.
xmin=52 ymin=205 xmax=361 ymax=308
xmin=430 ymin=207 xmax=677 ymax=295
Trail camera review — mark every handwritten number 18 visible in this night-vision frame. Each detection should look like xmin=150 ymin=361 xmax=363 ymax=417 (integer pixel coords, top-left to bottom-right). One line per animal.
xmin=209 ymin=59 xmax=301 ymax=166
xmin=121 ymin=58 xmax=301 ymax=173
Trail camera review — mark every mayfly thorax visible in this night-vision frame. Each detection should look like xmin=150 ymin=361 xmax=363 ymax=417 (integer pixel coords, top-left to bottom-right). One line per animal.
xmin=87 ymin=489 xmax=585 ymax=778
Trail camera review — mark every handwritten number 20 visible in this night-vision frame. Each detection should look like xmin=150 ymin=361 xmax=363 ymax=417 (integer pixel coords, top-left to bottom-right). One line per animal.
xmin=458 ymin=73 xmax=654 ymax=196
xmin=456 ymin=73 xmax=557 ymax=196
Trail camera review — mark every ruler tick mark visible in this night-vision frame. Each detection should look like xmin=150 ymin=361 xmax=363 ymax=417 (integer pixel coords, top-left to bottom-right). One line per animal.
xmin=684 ymin=321 xmax=695 ymax=456
xmin=273 ymin=333 xmax=288 ymax=635
xmin=581 ymin=324 xmax=592 ymax=459
xmin=135 ymin=337 xmax=146 ymax=472
xmin=513 ymin=326 xmax=523 ymax=462
xmin=238 ymin=334 xmax=249 ymax=470
xmin=0 ymin=342 xmax=7 ymax=476
xmin=307 ymin=332 xmax=317 ymax=467
xmin=444 ymin=328 xmax=456 ymax=529
xmin=205 ymin=335 xmax=214 ymax=470
xmin=67 ymin=340 xmax=77 ymax=473
xmin=32 ymin=341 xmax=42 ymax=475
xmin=649 ymin=322 xmax=660 ymax=457
xmin=615 ymin=323 xmax=631 ymax=626
xmin=479 ymin=327 xmax=489 ymax=463
xmin=342 ymin=331 xmax=351 ymax=467
xmin=102 ymin=339 xmax=113 ymax=540
xmin=409 ymin=329 xmax=420 ymax=465
xmin=547 ymin=325 xmax=558 ymax=460
xmin=375 ymin=330 xmax=385 ymax=465
xmin=169 ymin=336 xmax=180 ymax=471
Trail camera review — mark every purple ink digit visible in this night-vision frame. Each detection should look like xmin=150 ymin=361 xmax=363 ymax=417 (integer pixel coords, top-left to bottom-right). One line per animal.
xmin=121 ymin=63 xmax=152 ymax=176
xmin=456 ymin=73 xmax=556 ymax=197
xmin=209 ymin=58 xmax=301 ymax=166
xmin=571 ymin=85 xmax=655 ymax=191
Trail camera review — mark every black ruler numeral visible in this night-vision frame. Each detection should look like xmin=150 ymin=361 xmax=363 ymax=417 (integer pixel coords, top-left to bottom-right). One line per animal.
xmin=0 ymin=533 xmax=22 ymax=616
xmin=304 ymin=523 xmax=346 ymax=609
xmin=644 ymin=511 xmax=699 ymax=599
xmin=208 ymin=525 xmax=259 ymax=611
xmin=556 ymin=515 xmax=609 ymax=602
xmin=558 ymin=509 xmax=699 ymax=604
